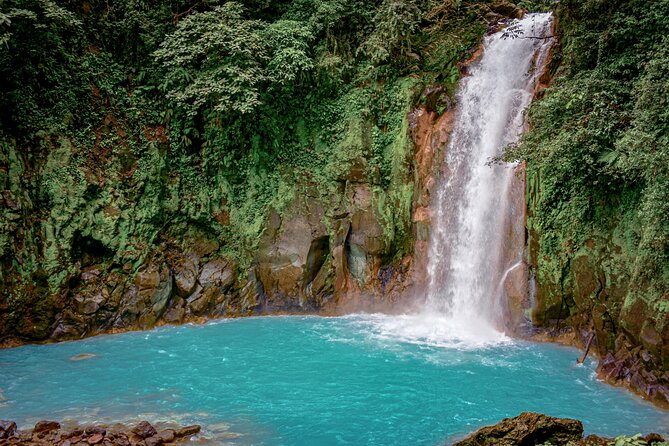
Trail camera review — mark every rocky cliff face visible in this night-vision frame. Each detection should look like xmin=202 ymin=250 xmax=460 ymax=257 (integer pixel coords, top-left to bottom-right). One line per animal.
xmin=2 ymin=0 xmax=506 ymax=345
xmin=0 ymin=89 xmax=460 ymax=345
xmin=527 ymin=189 xmax=669 ymax=406
xmin=523 ymin=4 xmax=669 ymax=406
xmin=0 ymin=0 xmax=538 ymax=346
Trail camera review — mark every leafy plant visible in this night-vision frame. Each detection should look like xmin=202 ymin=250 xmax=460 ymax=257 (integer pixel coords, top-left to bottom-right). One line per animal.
xmin=154 ymin=2 xmax=268 ymax=116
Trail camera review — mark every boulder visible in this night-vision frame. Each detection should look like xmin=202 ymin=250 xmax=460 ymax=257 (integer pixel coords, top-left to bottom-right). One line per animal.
xmin=144 ymin=436 xmax=162 ymax=446
xmin=162 ymin=305 xmax=186 ymax=324
xmin=131 ymin=421 xmax=157 ymax=439
xmin=107 ymin=282 xmax=125 ymax=311
xmin=115 ymin=436 xmax=131 ymax=446
xmin=175 ymin=425 xmax=201 ymax=437
xmin=187 ymin=286 xmax=218 ymax=315
xmin=157 ymin=429 xmax=175 ymax=443
xmin=33 ymin=420 xmax=61 ymax=433
xmin=74 ymin=290 xmax=108 ymax=315
xmin=450 ymin=412 xmax=583 ymax=446
xmin=105 ymin=267 xmax=169 ymax=330
xmin=87 ymin=432 xmax=104 ymax=444
xmin=84 ymin=425 xmax=106 ymax=436
xmin=135 ymin=265 xmax=173 ymax=318
xmin=63 ymin=428 xmax=84 ymax=438
xmin=174 ymin=255 xmax=199 ymax=297
xmin=116 ymin=285 xmax=143 ymax=325
xmin=51 ymin=319 xmax=84 ymax=340
xmin=70 ymin=353 xmax=97 ymax=361
xmin=199 ymin=259 xmax=235 ymax=291
xmin=135 ymin=268 xmax=160 ymax=294
xmin=0 ymin=420 xmax=17 ymax=439
xmin=153 ymin=268 xmax=173 ymax=318
xmin=128 ymin=432 xmax=145 ymax=444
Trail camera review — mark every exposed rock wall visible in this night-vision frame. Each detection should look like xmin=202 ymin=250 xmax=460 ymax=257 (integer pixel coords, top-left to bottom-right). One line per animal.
xmin=527 ymin=190 xmax=669 ymax=406
xmin=524 ymin=16 xmax=669 ymax=407
xmin=0 ymin=91 xmax=458 ymax=345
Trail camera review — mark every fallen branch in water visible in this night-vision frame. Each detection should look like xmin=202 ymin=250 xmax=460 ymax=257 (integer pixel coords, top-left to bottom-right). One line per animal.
xmin=577 ymin=331 xmax=596 ymax=364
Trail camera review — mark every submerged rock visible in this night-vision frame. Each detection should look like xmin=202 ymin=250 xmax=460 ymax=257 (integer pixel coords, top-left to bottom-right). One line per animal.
xmin=69 ymin=353 xmax=97 ymax=361
xmin=450 ymin=412 xmax=583 ymax=446
xmin=175 ymin=425 xmax=201 ymax=437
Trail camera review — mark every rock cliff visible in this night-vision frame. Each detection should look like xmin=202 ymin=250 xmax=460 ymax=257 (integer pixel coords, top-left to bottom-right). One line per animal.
xmin=521 ymin=0 xmax=669 ymax=406
xmin=0 ymin=89 xmax=457 ymax=344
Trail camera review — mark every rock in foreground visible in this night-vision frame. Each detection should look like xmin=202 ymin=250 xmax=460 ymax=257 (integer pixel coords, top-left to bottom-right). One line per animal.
xmin=450 ymin=412 xmax=666 ymax=446
xmin=451 ymin=412 xmax=583 ymax=446
xmin=0 ymin=419 xmax=202 ymax=445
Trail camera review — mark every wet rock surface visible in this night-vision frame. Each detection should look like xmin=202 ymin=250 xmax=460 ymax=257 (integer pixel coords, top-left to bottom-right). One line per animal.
xmin=0 ymin=420 xmax=202 ymax=445
xmin=0 ymin=421 xmax=17 ymax=439
xmin=449 ymin=412 xmax=666 ymax=446
xmin=450 ymin=412 xmax=583 ymax=446
xmin=0 ymin=38 xmax=490 ymax=347
xmin=32 ymin=421 xmax=60 ymax=434
xmin=131 ymin=421 xmax=156 ymax=439
xmin=597 ymin=333 xmax=669 ymax=407
xmin=530 ymin=325 xmax=669 ymax=409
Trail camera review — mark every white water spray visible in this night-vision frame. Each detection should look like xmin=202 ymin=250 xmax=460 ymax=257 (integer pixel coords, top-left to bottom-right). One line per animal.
xmin=422 ymin=13 xmax=554 ymax=343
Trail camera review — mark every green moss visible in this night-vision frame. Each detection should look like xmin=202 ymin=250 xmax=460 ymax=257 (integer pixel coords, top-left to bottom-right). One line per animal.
xmin=516 ymin=1 xmax=669 ymax=345
xmin=0 ymin=0 xmax=496 ymax=338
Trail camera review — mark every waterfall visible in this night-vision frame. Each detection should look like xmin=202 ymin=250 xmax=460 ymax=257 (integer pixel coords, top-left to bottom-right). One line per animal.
xmin=422 ymin=13 xmax=554 ymax=343
xmin=358 ymin=14 xmax=553 ymax=348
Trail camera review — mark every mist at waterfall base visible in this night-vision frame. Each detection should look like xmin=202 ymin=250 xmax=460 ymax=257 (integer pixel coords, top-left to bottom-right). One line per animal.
xmin=2 ymin=14 xmax=668 ymax=446
xmin=1 ymin=316 xmax=668 ymax=445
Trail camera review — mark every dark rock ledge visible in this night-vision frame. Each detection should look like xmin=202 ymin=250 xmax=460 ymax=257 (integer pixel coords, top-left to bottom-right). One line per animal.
xmin=530 ymin=327 xmax=669 ymax=410
xmin=448 ymin=412 xmax=666 ymax=446
xmin=0 ymin=419 xmax=201 ymax=445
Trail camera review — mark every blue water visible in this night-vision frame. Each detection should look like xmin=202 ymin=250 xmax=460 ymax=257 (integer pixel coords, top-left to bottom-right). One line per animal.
xmin=0 ymin=315 xmax=667 ymax=445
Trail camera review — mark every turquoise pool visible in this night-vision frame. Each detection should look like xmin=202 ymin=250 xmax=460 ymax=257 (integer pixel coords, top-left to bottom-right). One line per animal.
xmin=0 ymin=315 xmax=666 ymax=445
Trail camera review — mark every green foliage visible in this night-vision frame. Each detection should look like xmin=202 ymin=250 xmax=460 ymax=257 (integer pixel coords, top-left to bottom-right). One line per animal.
xmin=154 ymin=2 xmax=268 ymax=115
xmin=610 ymin=434 xmax=648 ymax=446
xmin=0 ymin=0 xmax=495 ymax=296
xmin=263 ymin=19 xmax=315 ymax=83
xmin=361 ymin=0 xmax=422 ymax=64
xmin=0 ymin=0 xmax=84 ymax=134
xmin=507 ymin=0 xmax=669 ymax=317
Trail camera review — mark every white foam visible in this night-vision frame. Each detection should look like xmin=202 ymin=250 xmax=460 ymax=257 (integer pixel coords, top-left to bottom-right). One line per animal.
xmin=344 ymin=313 xmax=510 ymax=350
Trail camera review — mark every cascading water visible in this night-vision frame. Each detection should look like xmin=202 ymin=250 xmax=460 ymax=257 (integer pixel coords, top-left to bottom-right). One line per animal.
xmin=423 ymin=13 xmax=554 ymax=343
xmin=367 ymin=14 xmax=554 ymax=348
